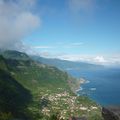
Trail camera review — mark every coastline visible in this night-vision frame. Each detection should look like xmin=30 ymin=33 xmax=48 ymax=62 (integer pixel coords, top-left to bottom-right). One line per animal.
xmin=68 ymin=76 xmax=87 ymax=96
xmin=75 ymin=77 xmax=86 ymax=93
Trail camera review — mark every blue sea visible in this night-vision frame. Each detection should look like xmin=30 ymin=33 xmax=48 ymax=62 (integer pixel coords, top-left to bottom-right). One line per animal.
xmin=67 ymin=68 xmax=120 ymax=106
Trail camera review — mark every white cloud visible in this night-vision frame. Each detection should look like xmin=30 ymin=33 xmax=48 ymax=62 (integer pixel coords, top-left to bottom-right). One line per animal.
xmin=32 ymin=42 xmax=83 ymax=50
xmin=94 ymin=56 xmax=107 ymax=63
xmin=57 ymin=54 xmax=92 ymax=62
xmin=60 ymin=42 xmax=84 ymax=48
xmin=64 ymin=42 xmax=84 ymax=48
xmin=33 ymin=46 xmax=55 ymax=49
xmin=54 ymin=54 xmax=120 ymax=66
xmin=0 ymin=0 xmax=40 ymax=50
xmin=71 ymin=42 xmax=83 ymax=46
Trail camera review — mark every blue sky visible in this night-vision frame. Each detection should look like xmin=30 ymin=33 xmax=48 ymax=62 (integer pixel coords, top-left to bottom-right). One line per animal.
xmin=0 ymin=0 xmax=120 ymax=65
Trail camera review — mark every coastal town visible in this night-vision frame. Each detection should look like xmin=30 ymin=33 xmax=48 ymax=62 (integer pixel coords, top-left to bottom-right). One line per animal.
xmin=38 ymin=88 xmax=101 ymax=119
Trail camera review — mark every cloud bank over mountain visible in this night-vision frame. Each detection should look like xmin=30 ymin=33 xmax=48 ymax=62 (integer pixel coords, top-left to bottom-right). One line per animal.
xmin=58 ymin=54 xmax=120 ymax=66
xmin=0 ymin=0 xmax=40 ymax=50
xmin=38 ymin=52 xmax=120 ymax=66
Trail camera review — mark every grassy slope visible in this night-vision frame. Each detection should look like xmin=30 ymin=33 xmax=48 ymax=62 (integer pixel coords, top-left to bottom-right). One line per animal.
xmin=0 ymin=51 xmax=103 ymax=120
xmin=0 ymin=55 xmax=32 ymax=120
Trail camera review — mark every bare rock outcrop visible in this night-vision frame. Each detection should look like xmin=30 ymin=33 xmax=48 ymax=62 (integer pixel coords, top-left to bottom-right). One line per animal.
xmin=102 ymin=106 xmax=120 ymax=120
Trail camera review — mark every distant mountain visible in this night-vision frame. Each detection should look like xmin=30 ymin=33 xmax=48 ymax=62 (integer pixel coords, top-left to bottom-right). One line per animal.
xmin=31 ymin=56 xmax=104 ymax=71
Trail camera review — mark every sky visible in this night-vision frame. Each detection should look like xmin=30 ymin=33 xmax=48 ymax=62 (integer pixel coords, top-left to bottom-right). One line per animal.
xmin=0 ymin=0 xmax=120 ymax=65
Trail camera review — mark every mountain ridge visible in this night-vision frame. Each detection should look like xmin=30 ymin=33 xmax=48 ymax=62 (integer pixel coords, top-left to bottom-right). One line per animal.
xmin=31 ymin=55 xmax=104 ymax=71
xmin=0 ymin=50 xmax=30 ymax=60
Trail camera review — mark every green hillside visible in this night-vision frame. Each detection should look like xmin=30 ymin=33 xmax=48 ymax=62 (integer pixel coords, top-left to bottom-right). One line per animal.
xmin=0 ymin=55 xmax=8 ymax=71
xmin=0 ymin=51 xmax=103 ymax=120
xmin=0 ymin=50 xmax=30 ymax=60
xmin=0 ymin=56 xmax=32 ymax=120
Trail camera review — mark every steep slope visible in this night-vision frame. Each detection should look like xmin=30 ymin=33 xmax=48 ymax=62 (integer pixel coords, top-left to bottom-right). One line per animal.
xmin=0 ymin=54 xmax=73 ymax=119
xmin=0 ymin=56 xmax=32 ymax=119
xmin=5 ymin=58 xmax=71 ymax=92
xmin=0 ymin=51 xmax=103 ymax=120
xmin=0 ymin=55 xmax=8 ymax=71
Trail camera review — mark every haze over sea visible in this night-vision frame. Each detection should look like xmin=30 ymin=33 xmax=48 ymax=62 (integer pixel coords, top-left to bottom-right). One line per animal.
xmin=67 ymin=67 xmax=120 ymax=106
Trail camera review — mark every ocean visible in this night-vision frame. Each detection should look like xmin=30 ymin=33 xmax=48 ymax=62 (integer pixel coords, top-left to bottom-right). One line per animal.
xmin=67 ymin=68 xmax=120 ymax=106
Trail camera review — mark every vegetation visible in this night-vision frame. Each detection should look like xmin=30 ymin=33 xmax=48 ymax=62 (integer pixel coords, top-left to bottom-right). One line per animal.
xmin=0 ymin=51 xmax=103 ymax=120
xmin=0 ymin=50 xmax=30 ymax=60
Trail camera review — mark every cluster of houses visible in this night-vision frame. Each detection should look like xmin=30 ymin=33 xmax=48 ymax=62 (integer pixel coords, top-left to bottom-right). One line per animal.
xmin=40 ymin=90 xmax=98 ymax=119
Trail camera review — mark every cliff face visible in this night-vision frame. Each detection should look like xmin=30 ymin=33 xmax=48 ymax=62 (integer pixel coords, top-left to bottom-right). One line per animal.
xmin=102 ymin=107 xmax=120 ymax=120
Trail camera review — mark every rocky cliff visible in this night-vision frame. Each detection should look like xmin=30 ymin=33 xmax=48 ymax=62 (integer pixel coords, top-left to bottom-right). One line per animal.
xmin=102 ymin=106 xmax=120 ymax=120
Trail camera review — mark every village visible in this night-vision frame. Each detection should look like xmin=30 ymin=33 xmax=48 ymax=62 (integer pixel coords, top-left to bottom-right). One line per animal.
xmin=39 ymin=88 xmax=99 ymax=119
